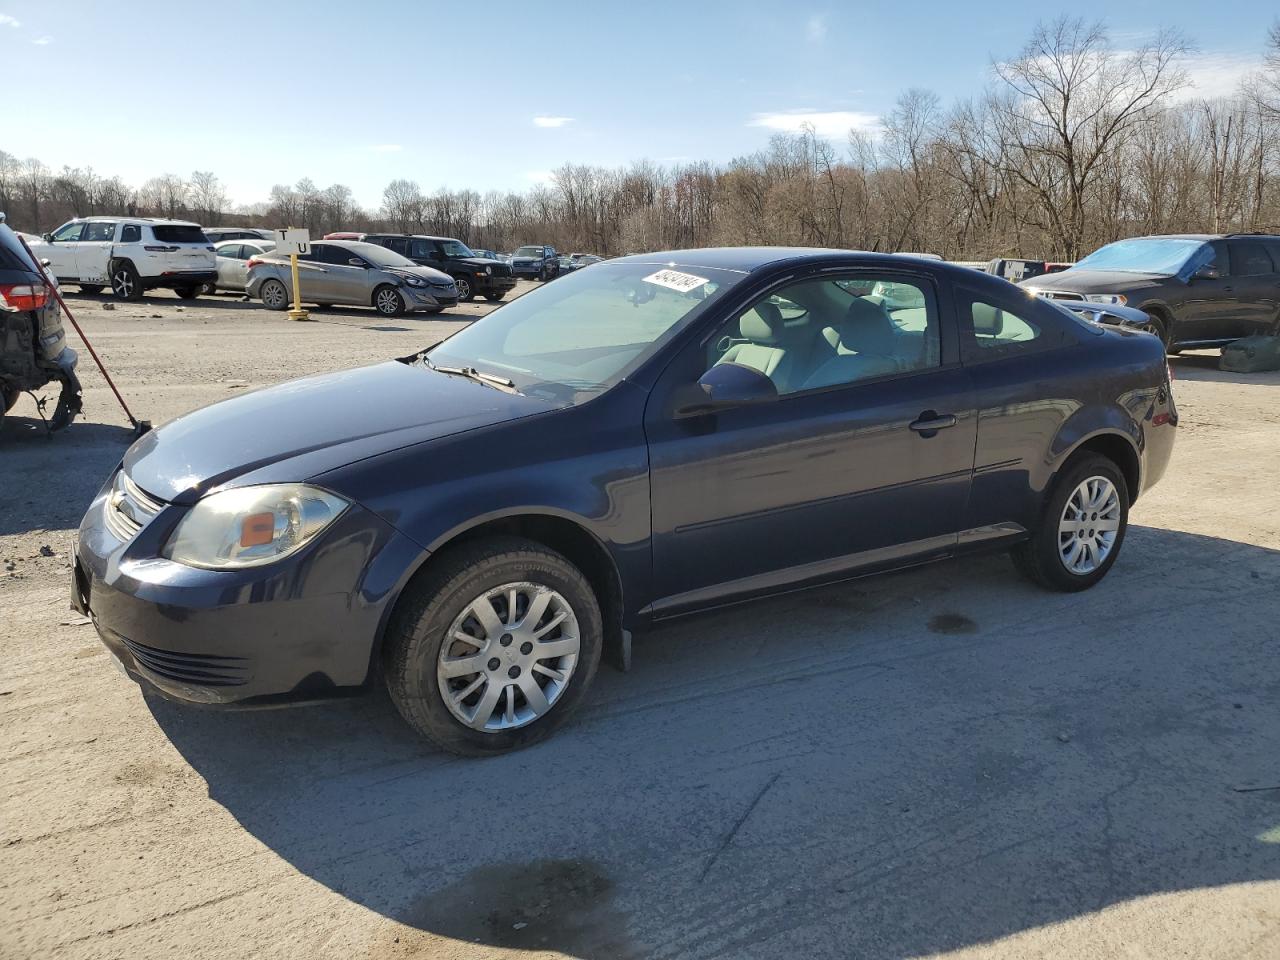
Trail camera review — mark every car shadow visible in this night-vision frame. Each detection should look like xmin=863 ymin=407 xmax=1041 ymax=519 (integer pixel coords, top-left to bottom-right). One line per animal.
xmin=145 ymin=524 xmax=1280 ymax=957
xmin=1170 ymin=349 xmax=1280 ymax=386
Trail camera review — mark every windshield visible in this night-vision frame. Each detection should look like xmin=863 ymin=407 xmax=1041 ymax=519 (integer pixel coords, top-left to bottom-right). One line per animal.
xmin=426 ymin=261 xmax=744 ymax=402
xmin=514 ymin=246 xmax=544 ymax=258
xmin=1074 ymin=238 xmax=1208 ymax=276
xmin=355 ymin=242 xmax=416 ymax=268
xmin=440 ymin=239 xmax=474 ymax=258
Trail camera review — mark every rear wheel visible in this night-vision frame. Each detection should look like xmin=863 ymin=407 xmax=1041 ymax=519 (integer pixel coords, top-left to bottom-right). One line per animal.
xmin=199 ymin=282 xmax=217 ymax=296
xmin=373 ymin=285 xmax=405 ymax=317
xmin=455 ymin=276 xmax=473 ymax=301
xmin=110 ymin=262 xmax=142 ymax=302
xmin=260 ymin=279 xmax=289 ymax=310
xmin=1013 ymin=453 xmax=1129 ymax=592
xmin=384 ymin=536 xmax=602 ymax=755
xmin=79 ymin=284 xmax=104 ymax=295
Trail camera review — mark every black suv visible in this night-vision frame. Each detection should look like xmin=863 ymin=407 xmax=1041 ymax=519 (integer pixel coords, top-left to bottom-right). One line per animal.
xmin=510 ymin=244 xmax=560 ymax=281
xmin=362 ymin=234 xmax=516 ymax=302
xmin=1020 ymin=234 xmax=1280 ymax=352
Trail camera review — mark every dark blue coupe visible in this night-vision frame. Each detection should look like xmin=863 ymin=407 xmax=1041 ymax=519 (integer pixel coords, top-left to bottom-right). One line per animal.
xmin=74 ymin=248 xmax=1177 ymax=754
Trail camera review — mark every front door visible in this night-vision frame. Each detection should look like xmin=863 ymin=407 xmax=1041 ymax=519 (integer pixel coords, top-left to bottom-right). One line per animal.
xmin=44 ymin=221 xmax=84 ymax=281
xmin=1177 ymin=240 xmax=1241 ymax=343
xmin=644 ymin=269 xmax=975 ymax=614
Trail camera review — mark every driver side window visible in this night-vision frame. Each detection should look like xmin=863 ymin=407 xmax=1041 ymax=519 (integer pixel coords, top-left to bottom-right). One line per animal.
xmin=51 ymin=222 xmax=85 ymax=243
xmin=702 ymin=276 xmax=940 ymax=396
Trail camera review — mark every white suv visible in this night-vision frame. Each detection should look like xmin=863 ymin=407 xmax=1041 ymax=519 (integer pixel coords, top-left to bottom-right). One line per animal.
xmin=29 ymin=217 xmax=217 ymax=301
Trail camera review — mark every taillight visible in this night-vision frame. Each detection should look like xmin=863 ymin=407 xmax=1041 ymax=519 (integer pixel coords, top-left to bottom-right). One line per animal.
xmin=246 ymin=257 xmax=262 ymax=269
xmin=0 ymin=282 xmax=48 ymax=311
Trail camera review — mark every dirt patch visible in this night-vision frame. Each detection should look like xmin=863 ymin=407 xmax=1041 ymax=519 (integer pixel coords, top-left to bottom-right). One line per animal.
xmin=928 ymin=613 xmax=979 ymax=635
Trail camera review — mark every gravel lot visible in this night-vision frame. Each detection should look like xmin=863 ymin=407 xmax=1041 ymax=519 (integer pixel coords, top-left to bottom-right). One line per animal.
xmin=2 ymin=285 xmax=1279 ymax=959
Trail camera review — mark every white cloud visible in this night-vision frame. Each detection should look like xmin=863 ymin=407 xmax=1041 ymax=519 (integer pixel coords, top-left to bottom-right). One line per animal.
xmin=1173 ymin=51 xmax=1264 ymax=102
xmin=0 ymin=13 xmax=20 ymax=27
xmin=368 ymin=144 xmax=402 ymax=153
xmin=749 ymin=110 xmax=883 ymax=139
xmin=805 ymin=14 xmax=827 ymax=43
xmin=31 ymin=35 xmax=51 ymax=45
xmin=533 ymin=116 xmax=573 ymax=128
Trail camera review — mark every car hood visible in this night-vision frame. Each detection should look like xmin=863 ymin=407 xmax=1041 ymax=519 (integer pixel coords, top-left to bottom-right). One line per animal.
xmin=455 ymin=257 xmax=499 ymax=269
xmin=388 ymin=264 xmax=453 ymax=283
xmin=123 ymin=361 xmax=553 ymax=504
xmin=1019 ymin=269 xmax=1170 ymax=294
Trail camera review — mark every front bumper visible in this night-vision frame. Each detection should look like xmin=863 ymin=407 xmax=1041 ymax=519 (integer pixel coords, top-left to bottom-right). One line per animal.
xmin=403 ymin=285 xmax=458 ymax=311
xmin=73 ymin=473 xmax=425 ymax=706
xmin=510 ymin=263 xmax=544 ymax=277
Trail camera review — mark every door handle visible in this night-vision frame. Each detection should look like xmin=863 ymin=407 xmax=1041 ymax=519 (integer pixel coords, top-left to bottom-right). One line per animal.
xmin=909 ymin=411 xmax=957 ymax=437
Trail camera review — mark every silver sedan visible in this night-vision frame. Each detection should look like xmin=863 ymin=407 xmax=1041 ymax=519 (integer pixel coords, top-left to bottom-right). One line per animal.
xmin=205 ymin=238 xmax=277 ymax=294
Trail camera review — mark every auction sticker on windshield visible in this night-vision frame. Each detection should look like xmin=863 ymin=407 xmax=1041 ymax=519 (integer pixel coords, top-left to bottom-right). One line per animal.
xmin=643 ymin=269 xmax=709 ymax=294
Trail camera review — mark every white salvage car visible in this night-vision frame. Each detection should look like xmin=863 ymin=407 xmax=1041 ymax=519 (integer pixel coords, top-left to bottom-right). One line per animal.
xmin=26 ymin=217 xmax=217 ymax=301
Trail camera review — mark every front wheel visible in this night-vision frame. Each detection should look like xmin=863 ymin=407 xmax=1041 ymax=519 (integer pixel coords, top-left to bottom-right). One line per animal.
xmin=1140 ymin=312 xmax=1174 ymax=353
xmin=484 ymin=291 xmax=506 ymax=303
xmin=260 ymin=279 xmax=289 ymax=311
xmin=175 ymin=285 xmax=200 ymax=300
xmin=373 ymin=285 xmax=405 ymax=316
xmin=455 ymin=276 xmax=473 ymax=301
xmin=384 ymin=537 xmax=602 ymax=755
xmin=1012 ymin=453 xmax=1128 ymax=592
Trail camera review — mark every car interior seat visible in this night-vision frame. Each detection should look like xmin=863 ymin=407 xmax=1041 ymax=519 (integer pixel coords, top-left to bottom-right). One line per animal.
xmin=717 ymin=301 xmax=799 ymax=392
xmin=803 ymin=297 xmax=904 ymax=389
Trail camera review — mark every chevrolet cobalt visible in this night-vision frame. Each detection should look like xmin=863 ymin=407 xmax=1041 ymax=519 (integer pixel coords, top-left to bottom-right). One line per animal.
xmin=74 ymin=249 xmax=1177 ymax=755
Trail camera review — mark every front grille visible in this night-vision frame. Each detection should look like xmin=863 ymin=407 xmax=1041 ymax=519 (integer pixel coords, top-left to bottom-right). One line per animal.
xmin=491 ymin=263 xmax=511 ymax=278
xmin=120 ymin=636 xmax=249 ymax=686
xmin=103 ymin=471 xmax=165 ymax=542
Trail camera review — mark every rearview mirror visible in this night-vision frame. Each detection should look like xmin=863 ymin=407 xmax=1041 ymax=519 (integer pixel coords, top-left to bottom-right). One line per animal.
xmin=675 ymin=362 xmax=778 ymax=418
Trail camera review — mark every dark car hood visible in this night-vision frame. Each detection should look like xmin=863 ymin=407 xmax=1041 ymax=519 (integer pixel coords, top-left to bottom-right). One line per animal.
xmin=456 ymin=257 xmax=499 ymax=268
xmin=1020 ymin=269 xmax=1171 ymax=294
xmin=124 ymin=361 xmax=552 ymax=503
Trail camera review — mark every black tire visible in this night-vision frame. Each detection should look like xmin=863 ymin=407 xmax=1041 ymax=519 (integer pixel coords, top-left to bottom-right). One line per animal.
xmin=1012 ymin=452 xmax=1129 ymax=592
xmin=2 ymin=387 xmax=19 ymax=414
xmin=175 ymin=285 xmax=200 ymax=300
xmin=484 ymin=291 xmax=506 ymax=303
xmin=373 ymin=284 xmax=405 ymax=317
xmin=1141 ymin=311 xmax=1174 ymax=353
xmin=539 ymin=265 xmax=551 ymax=282
xmin=260 ymin=279 xmax=289 ymax=311
xmin=455 ymin=276 xmax=474 ymax=301
xmin=79 ymin=284 xmax=104 ymax=295
xmin=383 ymin=536 xmax=603 ymax=756
xmin=199 ymin=282 xmax=217 ymax=296
xmin=110 ymin=262 xmax=143 ymax=302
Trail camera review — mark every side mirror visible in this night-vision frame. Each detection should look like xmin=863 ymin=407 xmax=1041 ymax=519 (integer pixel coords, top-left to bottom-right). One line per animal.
xmin=1193 ymin=264 xmax=1221 ymax=281
xmin=42 ymin=233 xmax=52 ymax=242
xmin=348 ymin=258 xmax=367 ymax=267
xmin=675 ymin=362 xmax=778 ymax=418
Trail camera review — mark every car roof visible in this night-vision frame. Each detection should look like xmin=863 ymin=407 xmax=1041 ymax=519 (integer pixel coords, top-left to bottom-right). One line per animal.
xmin=610 ymin=246 xmax=968 ymax=274
xmin=62 ymin=216 xmax=201 ymax=226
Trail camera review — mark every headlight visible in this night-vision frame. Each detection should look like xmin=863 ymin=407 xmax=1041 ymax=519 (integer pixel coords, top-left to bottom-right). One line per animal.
xmin=164 ymin=484 xmax=349 ymax=569
xmin=401 ymin=276 xmax=425 ymax=287
xmin=1085 ymin=293 xmax=1127 ymax=305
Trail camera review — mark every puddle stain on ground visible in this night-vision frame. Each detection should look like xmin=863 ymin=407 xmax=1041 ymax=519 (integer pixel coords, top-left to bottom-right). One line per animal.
xmin=396 ymin=858 xmax=638 ymax=958
xmin=928 ymin=613 xmax=978 ymax=635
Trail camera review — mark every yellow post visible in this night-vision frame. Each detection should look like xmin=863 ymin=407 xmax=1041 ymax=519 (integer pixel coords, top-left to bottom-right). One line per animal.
xmin=287 ymin=249 xmax=309 ymax=322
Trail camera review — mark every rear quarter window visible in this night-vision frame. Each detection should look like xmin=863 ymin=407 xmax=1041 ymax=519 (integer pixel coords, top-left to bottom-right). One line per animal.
xmin=150 ymin=225 xmax=209 ymax=244
xmin=120 ymin=224 xmax=142 ymax=243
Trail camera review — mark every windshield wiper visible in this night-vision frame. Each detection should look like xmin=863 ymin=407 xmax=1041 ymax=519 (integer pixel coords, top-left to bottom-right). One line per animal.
xmin=423 ymin=356 xmax=516 ymax=391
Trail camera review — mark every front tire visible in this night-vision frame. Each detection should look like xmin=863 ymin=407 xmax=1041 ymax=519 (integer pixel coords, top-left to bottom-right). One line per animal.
xmin=484 ymin=291 xmax=506 ymax=303
xmin=1141 ymin=312 xmax=1174 ymax=353
xmin=373 ymin=284 xmax=405 ymax=317
xmin=110 ymin=262 xmax=142 ymax=302
xmin=175 ymin=285 xmax=200 ymax=300
xmin=1013 ymin=453 xmax=1129 ymax=592
xmin=384 ymin=537 xmax=602 ymax=755
xmin=455 ymin=276 xmax=473 ymax=301
xmin=260 ymin=279 xmax=289 ymax=311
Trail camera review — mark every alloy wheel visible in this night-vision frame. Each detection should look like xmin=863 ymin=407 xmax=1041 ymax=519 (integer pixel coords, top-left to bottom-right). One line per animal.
xmin=437 ymin=581 xmax=580 ymax=732
xmin=375 ymin=288 xmax=400 ymax=315
xmin=456 ymin=277 xmax=471 ymax=300
xmin=1058 ymin=476 xmax=1121 ymax=575
xmin=262 ymin=281 xmax=287 ymax=309
xmin=112 ymin=270 xmax=135 ymax=299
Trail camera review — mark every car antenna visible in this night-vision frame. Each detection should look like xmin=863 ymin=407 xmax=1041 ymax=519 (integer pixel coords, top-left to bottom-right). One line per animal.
xmin=17 ymin=234 xmax=151 ymax=437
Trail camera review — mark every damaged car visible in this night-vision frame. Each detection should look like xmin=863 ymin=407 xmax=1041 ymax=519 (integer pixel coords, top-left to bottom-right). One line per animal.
xmin=1 ymin=213 xmax=80 ymax=431
xmin=73 ymin=249 xmax=1176 ymax=755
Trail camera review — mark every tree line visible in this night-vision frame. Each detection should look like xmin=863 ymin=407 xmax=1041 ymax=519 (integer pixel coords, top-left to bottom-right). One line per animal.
xmin=4 ymin=18 xmax=1280 ymax=262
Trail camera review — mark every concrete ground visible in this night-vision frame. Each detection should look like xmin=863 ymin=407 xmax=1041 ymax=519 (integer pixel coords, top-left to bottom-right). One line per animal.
xmin=1 ymin=285 xmax=1278 ymax=959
